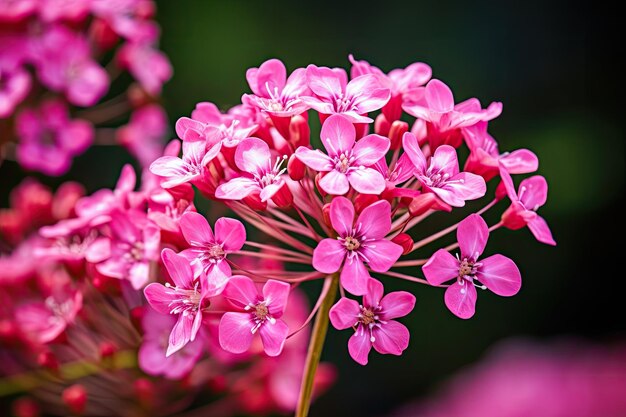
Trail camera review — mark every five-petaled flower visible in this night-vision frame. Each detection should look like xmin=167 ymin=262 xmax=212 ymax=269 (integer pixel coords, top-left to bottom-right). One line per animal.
xmin=329 ymin=278 xmax=415 ymax=365
xmin=423 ymin=214 xmax=522 ymax=319
xmin=312 ymin=197 xmax=403 ymax=295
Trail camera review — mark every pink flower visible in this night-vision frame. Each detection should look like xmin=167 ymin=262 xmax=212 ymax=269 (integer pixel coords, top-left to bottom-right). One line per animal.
xmin=218 ymin=276 xmax=290 ymax=357
xmin=329 ymin=278 xmax=415 ymax=365
xmin=178 ymin=212 xmax=245 ymax=290
xmin=403 ymin=79 xmax=502 ymax=149
xmin=38 ymin=0 xmax=91 ymax=22
xmin=423 ymin=214 xmax=522 ymax=319
xmin=349 ymin=54 xmax=431 ymax=121
xmin=0 ymin=66 xmax=31 ymax=118
xmin=184 ymin=102 xmax=258 ymax=148
xmin=464 ymin=121 xmax=538 ymax=181
xmin=301 ymin=65 xmax=390 ymax=123
xmin=243 ymin=58 xmax=310 ymax=117
xmin=37 ymin=216 xmax=100 ymax=263
xmin=117 ymin=104 xmax=167 ymax=168
xmin=403 ymin=132 xmax=486 ymax=207
xmin=15 ymin=100 xmax=93 ymax=175
xmin=499 ymin=167 xmax=556 ymax=246
xmin=36 ymin=27 xmax=109 ymax=106
xmin=90 ymin=210 xmax=160 ymax=289
xmin=144 ymin=249 xmax=210 ymax=356
xmin=138 ymin=308 xmax=203 ymax=379
xmin=149 ymin=134 xmax=222 ymax=189
xmin=312 ymin=197 xmax=403 ymax=295
xmin=215 ymin=137 xmax=289 ymax=203
xmin=295 ymin=114 xmax=389 ymax=195
xmin=117 ymin=42 xmax=172 ymax=96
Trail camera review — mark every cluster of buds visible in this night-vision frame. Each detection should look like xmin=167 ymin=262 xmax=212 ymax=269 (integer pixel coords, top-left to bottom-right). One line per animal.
xmin=0 ymin=0 xmax=172 ymax=174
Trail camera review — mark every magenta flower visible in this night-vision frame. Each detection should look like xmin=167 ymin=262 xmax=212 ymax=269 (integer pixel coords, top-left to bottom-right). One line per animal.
xmin=185 ymin=102 xmax=258 ymax=148
xmin=15 ymin=100 xmax=93 ymax=175
xmin=243 ymin=58 xmax=310 ymax=117
xmin=0 ymin=66 xmax=31 ymax=118
xmin=312 ymin=197 xmax=403 ymax=295
xmin=329 ymin=278 xmax=415 ymax=365
xmin=117 ymin=42 xmax=172 ymax=96
xmin=464 ymin=121 xmax=539 ymax=181
xmin=149 ymin=135 xmax=222 ymax=189
xmin=117 ymin=104 xmax=168 ymax=168
xmin=138 ymin=308 xmax=203 ymax=379
xmin=295 ymin=114 xmax=389 ymax=195
xmin=423 ymin=214 xmax=522 ymax=319
xmin=403 ymin=131 xmax=486 ymax=207
xmin=403 ymin=79 xmax=502 ymax=149
xmin=301 ymin=65 xmax=390 ymax=123
xmin=218 ymin=276 xmax=290 ymax=357
xmin=178 ymin=212 xmax=245 ymax=290
xmin=91 ymin=210 xmax=160 ymax=289
xmin=215 ymin=137 xmax=288 ymax=202
xmin=499 ymin=167 xmax=556 ymax=246
xmin=144 ymin=249 xmax=210 ymax=356
xmin=36 ymin=27 xmax=109 ymax=107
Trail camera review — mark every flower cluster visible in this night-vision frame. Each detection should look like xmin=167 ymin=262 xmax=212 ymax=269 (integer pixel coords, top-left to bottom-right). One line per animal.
xmin=0 ymin=0 xmax=172 ymax=174
xmin=1 ymin=55 xmax=554 ymax=416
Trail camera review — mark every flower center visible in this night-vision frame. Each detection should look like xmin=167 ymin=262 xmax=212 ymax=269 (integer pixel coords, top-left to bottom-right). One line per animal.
xmin=359 ymin=307 xmax=376 ymax=325
xmin=254 ymin=303 xmax=269 ymax=321
xmin=333 ymin=152 xmax=354 ymax=173
xmin=334 ymin=92 xmax=358 ymax=113
xmin=247 ymin=301 xmax=275 ymax=333
xmin=344 ymin=236 xmax=360 ymax=251
xmin=166 ymin=282 xmax=202 ymax=315
xmin=207 ymin=244 xmax=225 ymax=261
xmin=459 ymin=258 xmax=475 ymax=278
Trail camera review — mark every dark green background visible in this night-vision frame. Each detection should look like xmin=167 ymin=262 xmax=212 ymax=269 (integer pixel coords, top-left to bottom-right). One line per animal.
xmin=1 ymin=1 xmax=622 ymax=416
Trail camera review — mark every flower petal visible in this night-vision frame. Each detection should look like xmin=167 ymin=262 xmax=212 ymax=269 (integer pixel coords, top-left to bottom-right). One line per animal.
xmin=402 ymin=132 xmax=427 ymax=174
xmin=360 ymin=239 xmax=403 ymax=272
xmin=312 ymin=238 xmax=346 ymax=274
xmin=518 ymin=175 xmax=548 ymax=210
xmin=214 ymin=217 xmax=246 ymax=251
xmin=319 ymin=170 xmax=350 ymax=195
xmin=372 ymin=320 xmax=410 ymax=355
xmin=294 ymin=147 xmax=333 ymax=171
xmin=215 ymin=177 xmax=259 ymax=200
xmin=329 ymin=297 xmax=360 ymax=330
xmin=306 ymin=65 xmax=343 ymax=100
xmin=340 ymin=257 xmax=371 ymax=295
xmin=180 ymin=211 xmax=214 ymax=247
xmin=218 ymin=312 xmax=254 ymax=354
xmin=380 ymin=291 xmax=416 ymax=320
xmin=457 ymin=214 xmax=489 ymax=259
xmin=259 ymin=319 xmax=289 ymax=356
xmin=348 ymin=328 xmax=372 ymax=365
xmin=422 ymin=249 xmax=459 ymax=286
xmin=499 ymin=149 xmax=539 ymax=175
xmin=363 ymin=278 xmax=384 ymax=308
xmin=143 ymin=283 xmax=177 ymax=315
xmin=527 ymin=215 xmax=556 ymax=246
xmin=352 ymin=134 xmax=390 ymax=166
xmin=444 ymin=281 xmax=477 ymax=319
xmin=320 ymin=114 xmax=356 ymax=157
xmin=430 ymin=145 xmax=460 ymax=175
xmin=356 ymin=200 xmax=392 ymax=240
xmin=425 ymin=79 xmax=455 ymax=113
xmin=347 ymin=168 xmax=386 ymax=194
xmin=167 ymin=314 xmax=193 ymax=356
xmin=222 ymin=275 xmax=259 ymax=308
xmin=235 ymin=137 xmax=271 ymax=174
xmin=263 ymin=279 xmax=290 ymax=317
xmin=161 ymin=248 xmax=194 ymax=288
xmin=476 ymin=254 xmax=522 ymax=297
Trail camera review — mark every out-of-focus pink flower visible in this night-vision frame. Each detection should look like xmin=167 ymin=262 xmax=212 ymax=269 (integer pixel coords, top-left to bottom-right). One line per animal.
xmin=330 ymin=278 xmax=415 ymax=365
xmin=0 ymin=67 xmax=31 ymax=118
xmin=37 ymin=216 xmax=100 ymax=263
xmin=15 ymin=100 xmax=93 ymax=175
xmin=36 ymin=26 xmax=109 ymax=107
xmin=16 ymin=286 xmax=83 ymax=344
xmin=89 ymin=210 xmax=160 ymax=289
xmin=313 ymin=197 xmax=403 ymax=295
xmin=403 ymin=79 xmax=502 ymax=149
xmin=90 ymin=0 xmax=159 ymax=43
xmin=423 ymin=214 xmax=521 ymax=319
xmin=117 ymin=104 xmax=167 ymax=168
xmin=215 ymin=137 xmax=290 ymax=203
xmin=295 ymin=114 xmax=389 ymax=195
xmin=499 ymin=167 xmax=556 ymax=246
xmin=243 ymin=58 xmax=310 ymax=117
xmin=0 ymin=0 xmax=37 ymax=22
xmin=178 ymin=212 xmax=245 ymax=290
xmin=302 ymin=65 xmax=390 ymax=123
xmin=117 ymin=42 xmax=172 ymax=96
xmin=38 ymin=0 xmax=91 ymax=23
xmin=144 ymin=249 xmax=211 ymax=356
xmin=218 ymin=276 xmax=290 ymax=357
xmin=349 ymin=55 xmax=431 ymax=122
xmin=464 ymin=121 xmax=538 ymax=181
xmin=138 ymin=308 xmax=203 ymax=379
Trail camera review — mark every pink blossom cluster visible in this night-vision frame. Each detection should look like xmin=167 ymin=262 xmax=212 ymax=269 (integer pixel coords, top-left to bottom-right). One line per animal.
xmin=1 ymin=55 xmax=554 ymax=415
xmin=0 ymin=0 xmax=172 ymax=174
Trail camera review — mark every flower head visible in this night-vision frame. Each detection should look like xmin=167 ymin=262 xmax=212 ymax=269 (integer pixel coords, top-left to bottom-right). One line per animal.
xmin=423 ymin=214 xmax=522 ymax=319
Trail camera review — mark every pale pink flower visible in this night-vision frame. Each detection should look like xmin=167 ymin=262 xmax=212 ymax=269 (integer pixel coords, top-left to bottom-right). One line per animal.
xmin=499 ymin=167 xmax=556 ymax=246
xmin=74 ymin=164 xmax=136 ymax=222
xmin=37 ymin=216 xmax=100 ymax=263
xmin=138 ymin=308 xmax=203 ymax=379
xmin=295 ymin=114 xmax=389 ymax=195
xmin=215 ymin=137 xmax=289 ymax=203
xmin=178 ymin=212 xmax=245 ymax=290
xmin=218 ymin=276 xmax=290 ymax=357
xmin=117 ymin=42 xmax=172 ymax=96
xmin=464 ymin=121 xmax=538 ymax=181
xmin=329 ymin=278 xmax=415 ymax=365
xmin=423 ymin=214 xmax=522 ymax=319
xmin=184 ymin=102 xmax=258 ymax=148
xmin=349 ymin=55 xmax=431 ymax=121
xmin=312 ymin=197 xmax=403 ymax=295
xmin=15 ymin=100 xmax=93 ymax=175
xmin=89 ymin=210 xmax=160 ymax=289
xmin=36 ymin=26 xmax=109 ymax=106
xmin=117 ymin=104 xmax=167 ymax=168
xmin=302 ymin=64 xmax=390 ymax=123
xmin=243 ymin=58 xmax=310 ymax=117
xmin=403 ymin=79 xmax=502 ymax=149
xmin=0 ymin=66 xmax=31 ymax=118
xmin=144 ymin=249 xmax=210 ymax=356
xmin=403 ymin=132 xmax=486 ymax=207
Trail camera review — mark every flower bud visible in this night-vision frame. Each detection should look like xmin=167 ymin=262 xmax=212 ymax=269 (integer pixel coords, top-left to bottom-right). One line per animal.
xmin=99 ymin=341 xmax=117 ymax=361
xmin=354 ymin=122 xmax=369 ymax=140
xmin=322 ymin=203 xmax=332 ymax=229
xmin=12 ymin=397 xmax=40 ymax=417
xmin=354 ymin=194 xmax=379 ymax=214
xmin=315 ymin=173 xmax=328 ymax=198
xmin=37 ymin=351 xmax=59 ymax=373
xmin=408 ymin=193 xmax=451 ymax=217
xmin=495 ymin=179 xmax=508 ymax=201
xmin=134 ymin=378 xmax=155 ymax=406
xmin=287 ymin=154 xmax=306 ymax=181
xmin=374 ymin=113 xmax=391 ymax=136
xmin=272 ymin=183 xmax=293 ymax=208
xmin=243 ymin=191 xmax=267 ymax=211
xmin=289 ymin=114 xmax=310 ymax=148
xmin=89 ymin=18 xmax=119 ymax=51
xmin=388 ymin=120 xmax=409 ymax=150
xmin=62 ymin=384 xmax=87 ymax=415
xmin=392 ymin=233 xmax=414 ymax=255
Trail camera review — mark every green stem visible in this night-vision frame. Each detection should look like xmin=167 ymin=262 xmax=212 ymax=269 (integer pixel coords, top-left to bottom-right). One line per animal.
xmin=295 ymin=273 xmax=339 ymax=417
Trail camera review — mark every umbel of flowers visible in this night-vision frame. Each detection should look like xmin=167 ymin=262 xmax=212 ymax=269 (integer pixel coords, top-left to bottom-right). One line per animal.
xmin=0 ymin=55 xmax=554 ymax=416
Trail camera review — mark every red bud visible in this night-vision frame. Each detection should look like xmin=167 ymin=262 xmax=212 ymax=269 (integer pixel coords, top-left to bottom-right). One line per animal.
xmin=271 ymin=182 xmax=293 ymax=208
xmin=408 ymin=193 xmax=451 ymax=217
xmin=289 ymin=114 xmax=310 ymax=148
xmin=322 ymin=203 xmax=332 ymax=229
xmin=37 ymin=351 xmax=59 ymax=373
xmin=134 ymin=378 xmax=155 ymax=406
xmin=495 ymin=179 xmax=508 ymax=201
xmin=353 ymin=194 xmax=379 ymax=214
xmin=62 ymin=385 xmax=87 ymax=415
xmin=388 ymin=120 xmax=409 ymax=150
xmin=374 ymin=113 xmax=391 ymax=136
xmin=243 ymin=191 xmax=267 ymax=211
xmin=12 ymin=397 xmax=40 ymax=417
xmin=287 ymin=154 xmax=306 ymax=181
xmin=314 ymin=173 xmax=328 ymax=198
xmin=392 ymin=233 xmax=414 ymax=255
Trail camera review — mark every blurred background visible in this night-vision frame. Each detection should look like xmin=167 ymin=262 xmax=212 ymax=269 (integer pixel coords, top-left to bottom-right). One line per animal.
xmin=1 ymin=1 xmax=623 ymax=416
